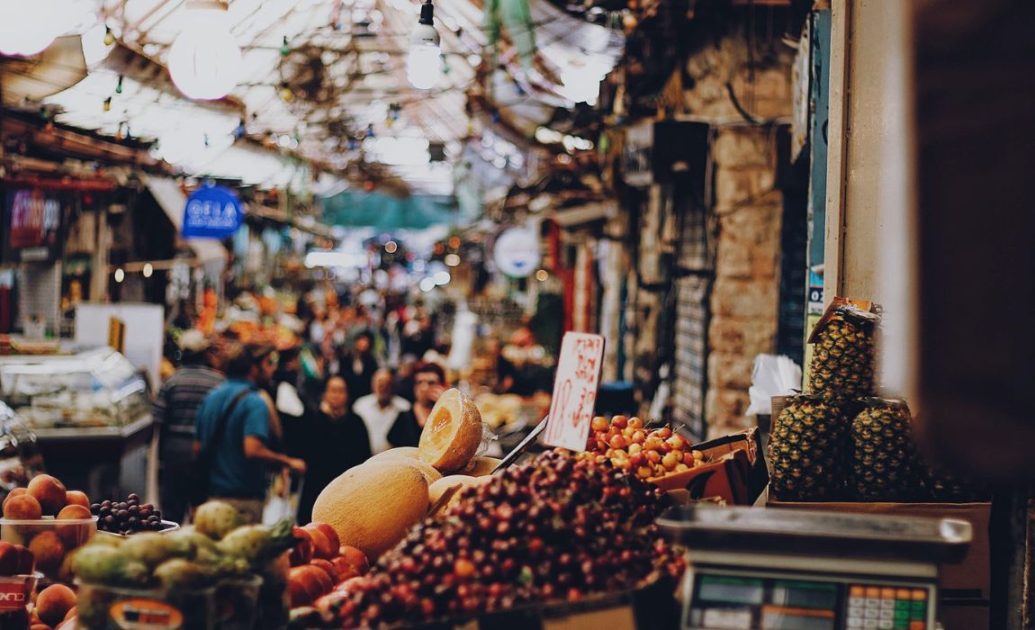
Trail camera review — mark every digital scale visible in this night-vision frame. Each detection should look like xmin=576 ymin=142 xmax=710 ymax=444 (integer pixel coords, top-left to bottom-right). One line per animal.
xmin=658 ymin=506 xmax=972 ymax=630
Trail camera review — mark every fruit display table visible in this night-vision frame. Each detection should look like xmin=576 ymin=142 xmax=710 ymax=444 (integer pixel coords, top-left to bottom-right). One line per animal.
xmin=30 ymin=414 xmax=154 ymax=504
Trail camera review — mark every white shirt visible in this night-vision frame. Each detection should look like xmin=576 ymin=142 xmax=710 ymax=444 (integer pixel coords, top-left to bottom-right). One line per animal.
xmin=353 ymin=394 xmax=411 ymax=454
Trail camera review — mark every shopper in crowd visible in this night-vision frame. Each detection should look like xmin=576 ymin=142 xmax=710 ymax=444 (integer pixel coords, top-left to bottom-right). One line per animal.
xmin=353 ymin=368 xmax=411 ymax=454
xmin=194 ymin=342 xmax=306 ymax=524
xmin=294 ymin=376 xmax=371 ymax=523
xmin=395 ymin=355 xmax=418 ymax=404
xmin=338 ymin=330 xmax=379 ymax=402
xmin=387 ymin=362 xmax=446 ymax=447
xmin=152 ymin=330 xmax=224 ymax=524
xmin=497 ymin=324 xmax=552 ymax=396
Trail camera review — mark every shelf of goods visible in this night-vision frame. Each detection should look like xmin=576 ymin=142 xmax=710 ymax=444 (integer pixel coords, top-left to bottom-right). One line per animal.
xmin=0 ymin=348 xmax=154 ymax=501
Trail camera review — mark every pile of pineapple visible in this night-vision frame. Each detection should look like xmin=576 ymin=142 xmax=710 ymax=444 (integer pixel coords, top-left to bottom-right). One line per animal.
xmin=768 ymin=301 xmax=983 ymax=503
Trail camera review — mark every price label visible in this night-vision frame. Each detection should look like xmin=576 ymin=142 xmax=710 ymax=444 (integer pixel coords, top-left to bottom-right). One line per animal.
xmin=543 ymin=333 xmax=605 ymax=451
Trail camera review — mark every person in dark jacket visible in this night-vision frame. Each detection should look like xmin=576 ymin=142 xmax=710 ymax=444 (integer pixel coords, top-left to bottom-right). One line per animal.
xmin=295 ymin=376 xmax=371 ymax=523
xmin=387 ymin=362 xmax=446 ymax=448
xmin=337 ymin=331 xmax=379 ymax=402
xmin=153 ymin=331 xmax=224 ymax=523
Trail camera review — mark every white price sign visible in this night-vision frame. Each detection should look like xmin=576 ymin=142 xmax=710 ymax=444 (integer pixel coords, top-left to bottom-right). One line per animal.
xmin=542 ymin=332 xmax=605 ymax=451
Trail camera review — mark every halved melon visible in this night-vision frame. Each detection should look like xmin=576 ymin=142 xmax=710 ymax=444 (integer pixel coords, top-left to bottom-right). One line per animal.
xmin=369 ymin=447 xmax=420 ymax=463
xmin=417 ymin=389 xmax=484 ymax=473
xmin=462 ymin=456 xmax=502 ymax=477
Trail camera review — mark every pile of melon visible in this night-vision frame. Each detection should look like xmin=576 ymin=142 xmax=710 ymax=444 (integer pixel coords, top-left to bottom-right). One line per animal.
xmin=312 ymin=389 xmax=500 ymax=559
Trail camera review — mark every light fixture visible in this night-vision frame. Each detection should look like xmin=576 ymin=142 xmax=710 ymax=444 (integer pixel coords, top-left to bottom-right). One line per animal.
xmin=114 ymin=268 xmax=125 ymax=283
xmin=143 ymin=263 xmax=154 ymax=278
xmin=0 ymin=0 xmax=63 ymax=57
xmin=406 ymin=0 xmax=442 ymax=90
xmin=167 ymin=0 xmax=242 ymax=100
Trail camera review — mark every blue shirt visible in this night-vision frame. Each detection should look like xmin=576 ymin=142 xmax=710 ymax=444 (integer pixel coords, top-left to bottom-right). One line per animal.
xmin=194 ymin=379 xmax=270 ymax=499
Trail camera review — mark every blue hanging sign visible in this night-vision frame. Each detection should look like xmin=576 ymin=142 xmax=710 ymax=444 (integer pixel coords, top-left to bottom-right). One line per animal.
xmin=182 ymin=184 xmax=243 ymax=239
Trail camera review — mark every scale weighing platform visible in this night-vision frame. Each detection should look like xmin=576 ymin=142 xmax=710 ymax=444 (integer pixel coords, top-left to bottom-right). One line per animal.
xmin=658 ymin=506 xmax=972 ymax=630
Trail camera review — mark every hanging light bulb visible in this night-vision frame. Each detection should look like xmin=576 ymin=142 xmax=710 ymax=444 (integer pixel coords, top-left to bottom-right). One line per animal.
xmin=167 ymin=0 xmax=242 ymax=100
xmin=0 ymin=0 xmax=63 ymax=57
xmin=406 ymin=0 xmax=442 ymax=90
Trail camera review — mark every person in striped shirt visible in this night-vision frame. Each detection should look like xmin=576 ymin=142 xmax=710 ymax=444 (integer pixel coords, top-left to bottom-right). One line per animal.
xmin=153 ymin=330 xmax=224 ymax=523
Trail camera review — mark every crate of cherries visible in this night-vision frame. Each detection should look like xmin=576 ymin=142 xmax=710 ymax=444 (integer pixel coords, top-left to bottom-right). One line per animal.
xmin=90 ymin=494 xmax=175 ymax=536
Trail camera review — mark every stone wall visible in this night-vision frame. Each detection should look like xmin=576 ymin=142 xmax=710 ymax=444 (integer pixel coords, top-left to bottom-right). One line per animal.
xmin=679 ymin=33 xmax=792 ymax=437
xmin=705 ymin=127 xmax=783 ymax=436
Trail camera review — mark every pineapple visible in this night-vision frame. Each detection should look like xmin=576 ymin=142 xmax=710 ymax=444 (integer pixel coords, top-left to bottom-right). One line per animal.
xmin=808 ymin=304 xmax=880 ymax=404
xmin=849 ymin=399 xmax=922 ymax=500
xmin=768 ymin=396 xmax=846 ymax=501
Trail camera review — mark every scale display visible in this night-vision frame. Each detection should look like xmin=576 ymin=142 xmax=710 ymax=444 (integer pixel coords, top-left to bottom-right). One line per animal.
xmin=686 ymin=571 xmax=932 ymax=630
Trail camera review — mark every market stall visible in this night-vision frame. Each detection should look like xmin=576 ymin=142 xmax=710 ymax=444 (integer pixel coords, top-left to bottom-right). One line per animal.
xmin=0 ymin=347 xmax=153 ymax=501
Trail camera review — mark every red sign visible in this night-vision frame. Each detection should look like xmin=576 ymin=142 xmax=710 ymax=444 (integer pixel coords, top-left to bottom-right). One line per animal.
xmin=0 ymin=579 xmax=29 ymax=611
xmin=6 ymin=188 xmax=62 ymax=261
xmin=543 ymin=332 xmax=605 ymax=451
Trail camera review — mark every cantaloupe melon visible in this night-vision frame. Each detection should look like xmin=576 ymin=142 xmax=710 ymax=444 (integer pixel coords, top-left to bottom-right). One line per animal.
xmin=312 ymin=462 xmax=429 ymax=559
xmin=369 ymin=447 xmax=420 ymax=463
xmin=417 ymin=389 xmax=483 ymax=473
xmin=462 ymin=456 xmax=502 ymax=477
xmin=428 ymin=475 xmax=478 ymax=505
xmin=368 ymin=448 xmax=442 ymax=483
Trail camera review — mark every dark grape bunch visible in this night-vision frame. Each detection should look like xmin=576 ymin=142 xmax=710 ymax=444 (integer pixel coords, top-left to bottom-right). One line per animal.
xmin=319 ymin=449 xmax=684 ymax=628
xmin=90 ymin=493 xmax=165 ymax=534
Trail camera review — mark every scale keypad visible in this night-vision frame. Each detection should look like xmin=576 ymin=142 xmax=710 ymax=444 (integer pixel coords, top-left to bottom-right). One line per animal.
xmin=845 ymin=586 xmax=927 ymax=630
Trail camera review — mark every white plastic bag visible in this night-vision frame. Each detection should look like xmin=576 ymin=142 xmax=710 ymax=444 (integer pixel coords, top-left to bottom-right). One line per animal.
xmin=746 ymin=354 xmax=802 ymax=416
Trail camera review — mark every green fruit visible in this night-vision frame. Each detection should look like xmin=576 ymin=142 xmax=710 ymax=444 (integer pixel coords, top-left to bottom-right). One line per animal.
xmin=122 ymin=533 xmax=178 ymax=567
xmin=217 ymin=525 xmax=271 ymax=564
xmin=167 ymin=528 xmax=220 ymax=561
xmin=72 ymin=544 xmax=155 ymax=588
xmin=194 ymin=501 xmax=242 ymax=540
xmin=154 ymin=558 xmax=212 ymax=591
xmin=120 ymin=560 xmax=151 ymax=587
xmin=72 ymin=545 xmax=128 ymax=583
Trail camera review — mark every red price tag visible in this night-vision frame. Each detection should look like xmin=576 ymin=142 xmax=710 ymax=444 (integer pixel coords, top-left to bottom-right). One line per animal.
xmin=543 ymin=333 xmax=605 ymax=451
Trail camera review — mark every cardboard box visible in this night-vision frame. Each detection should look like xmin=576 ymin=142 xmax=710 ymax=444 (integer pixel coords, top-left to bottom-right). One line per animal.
xmin=650 ymin=429 xmax=769 ymax=505
xmin=768 ymin=498 xmax=991 ymax=630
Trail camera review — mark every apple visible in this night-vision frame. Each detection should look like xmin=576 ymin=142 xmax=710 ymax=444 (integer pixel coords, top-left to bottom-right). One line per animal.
xmin=304 ymin=523 xmax=341 ymax=560
xmin=288 ymin=565 xmax=330 ymax=606
xmin=289 ymin=527 xmax=314 ymax=567
xmin=338 ymin=545 xmax=369 ymax=574
xmin=330 ymin=556 xmax=359 ymax=582
xmin=310 ymin=558 xmax=338 ymax=583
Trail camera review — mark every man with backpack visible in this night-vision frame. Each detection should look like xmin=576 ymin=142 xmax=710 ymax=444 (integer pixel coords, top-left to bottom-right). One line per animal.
xmin=193 ymin=341 xmax=306 ymax=523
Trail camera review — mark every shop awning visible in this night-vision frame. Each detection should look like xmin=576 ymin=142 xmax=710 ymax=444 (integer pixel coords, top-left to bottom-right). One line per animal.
xmin=143 ymin=176 xmax=227 ymax=265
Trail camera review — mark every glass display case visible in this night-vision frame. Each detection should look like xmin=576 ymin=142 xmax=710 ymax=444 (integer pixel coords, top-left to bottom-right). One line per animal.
xmin=0 ymin=401 xmax=44 ymax=496
xmin=0 ymin=347 xmax=150 ymax=434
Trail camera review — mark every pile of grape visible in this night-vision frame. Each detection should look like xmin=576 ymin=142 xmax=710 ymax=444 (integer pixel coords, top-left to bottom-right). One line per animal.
xmin=323 ymin=449 xmax=683 ymax=627
xmin=90 ymin=494 xmax=165 ymax=535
